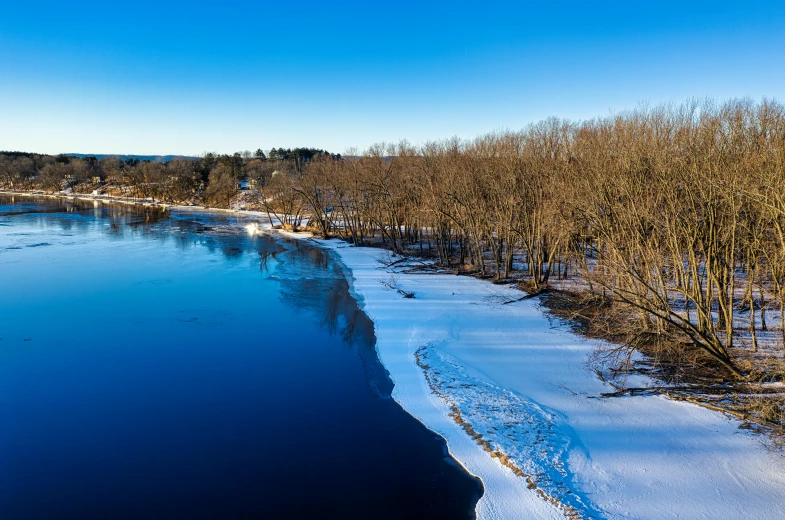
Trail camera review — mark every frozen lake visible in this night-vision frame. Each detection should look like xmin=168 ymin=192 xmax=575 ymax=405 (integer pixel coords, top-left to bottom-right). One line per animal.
xmin=0 ymin=195 xmax=481 ymax=519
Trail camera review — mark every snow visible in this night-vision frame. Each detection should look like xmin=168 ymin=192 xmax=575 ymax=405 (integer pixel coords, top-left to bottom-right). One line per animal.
xmin=301 ymin=238 xmax=785 ymax=520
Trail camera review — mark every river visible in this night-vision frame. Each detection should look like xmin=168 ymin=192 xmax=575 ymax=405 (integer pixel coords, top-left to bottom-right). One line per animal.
xmin=0 ymin=195 xmax=481 ymax=519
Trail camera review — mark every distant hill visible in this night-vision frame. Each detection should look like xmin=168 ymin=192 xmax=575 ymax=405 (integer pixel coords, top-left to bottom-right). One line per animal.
xmin=67 ymin=153 xmax=198 ymax=162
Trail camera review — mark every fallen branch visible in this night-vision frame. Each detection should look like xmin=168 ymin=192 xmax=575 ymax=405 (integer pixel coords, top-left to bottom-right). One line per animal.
xmin=598 ymin=385 xmax=695 ymax=398
xmin=502 ymin=288 xmax=550 ymax=305
xmin=378 ymin=276 xmax=415 ymax=298
xmin=663 ymin=392 xmax=785 ymax=432
xmin=385 ymin=257 xmax=410 ymax=267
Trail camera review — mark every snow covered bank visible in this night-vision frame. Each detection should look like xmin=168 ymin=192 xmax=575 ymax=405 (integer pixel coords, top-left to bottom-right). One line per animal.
xmin=308 ymin=239 xmax=785 ymax=520
xmin=0 ymin=189 xmax=273 ymax=219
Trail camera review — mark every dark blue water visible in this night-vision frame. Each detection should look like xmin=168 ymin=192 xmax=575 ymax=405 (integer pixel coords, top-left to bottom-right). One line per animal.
xmin=0 ymin=195 xmax=481 ymax=519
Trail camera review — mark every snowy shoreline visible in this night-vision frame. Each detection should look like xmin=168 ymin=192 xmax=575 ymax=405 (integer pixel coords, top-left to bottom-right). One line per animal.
xmin=298 ymin=237 xmax=785 ymax=520
xmin=0 ymin=189 xmax=273 ymax=220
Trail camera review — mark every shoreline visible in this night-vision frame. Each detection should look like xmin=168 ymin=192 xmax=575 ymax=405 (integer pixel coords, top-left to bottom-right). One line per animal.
xmin=0 ymin=189 xmax=273 ymax=220
xmin=296 ymin=237 xmax=785 ymax=520
xmin=274 ymin=231 xmax=562 ymax=519
xmin=308 ymin=239 xmax=571 ymax=519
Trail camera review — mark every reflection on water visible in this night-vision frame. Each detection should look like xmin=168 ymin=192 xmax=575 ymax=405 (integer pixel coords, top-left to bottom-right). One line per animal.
xmin=0 ymin=195 xmax=482 ymax=520
xmin=272 ymin=239 xmax=392 ymax=398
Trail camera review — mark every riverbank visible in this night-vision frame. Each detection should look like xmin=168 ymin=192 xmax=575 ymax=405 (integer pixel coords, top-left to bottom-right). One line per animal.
xmin=0 ymin=189 xmax=272 ymax=219
xmin=295 ymin=236 xmax=785 ymax=520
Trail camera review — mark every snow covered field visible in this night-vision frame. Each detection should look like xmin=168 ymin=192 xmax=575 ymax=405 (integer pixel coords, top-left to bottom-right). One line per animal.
xmin=306 ymin=237 xmax=785 ymax=520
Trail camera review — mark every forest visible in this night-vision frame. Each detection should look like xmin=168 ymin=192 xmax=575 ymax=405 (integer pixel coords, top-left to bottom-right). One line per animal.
xmin=2 ymin=98 xmax=784 ymax=430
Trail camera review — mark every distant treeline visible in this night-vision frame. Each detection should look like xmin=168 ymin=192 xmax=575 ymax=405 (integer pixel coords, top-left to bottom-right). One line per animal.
xmin=0 ymin=147 xmax=339 ymax=206
xmin=66 ymin=154 xmax=199 ymax=163
xmin=3 ymin=99 xmax=785 ymax=385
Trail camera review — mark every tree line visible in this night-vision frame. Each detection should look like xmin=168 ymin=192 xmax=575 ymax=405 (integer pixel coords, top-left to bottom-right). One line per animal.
xmin=266 ymin=98 xmax=785 ymax=384
xmin=0 ymin=148 xmax=337 ymax=207
xmin=3 ymin=98 xmax=785 ymax=386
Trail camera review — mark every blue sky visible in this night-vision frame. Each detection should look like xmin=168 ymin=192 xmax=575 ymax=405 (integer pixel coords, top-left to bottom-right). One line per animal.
xmin=1 ymin=1 xmax=784 ymax=156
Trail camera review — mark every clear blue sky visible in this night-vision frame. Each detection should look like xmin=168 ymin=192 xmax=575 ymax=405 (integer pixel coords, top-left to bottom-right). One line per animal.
xmin=1 ymin=1 xmax=784 ymax=156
